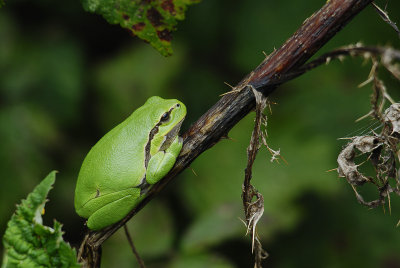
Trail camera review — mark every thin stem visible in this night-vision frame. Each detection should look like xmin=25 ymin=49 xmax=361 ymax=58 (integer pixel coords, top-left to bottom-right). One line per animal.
xmin=124 ymin=225 xmax=146 ymax=268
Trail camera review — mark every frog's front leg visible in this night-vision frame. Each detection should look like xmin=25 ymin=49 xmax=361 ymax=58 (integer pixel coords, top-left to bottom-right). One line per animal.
xmin=146 ymin=137 xmax=183 ymax=184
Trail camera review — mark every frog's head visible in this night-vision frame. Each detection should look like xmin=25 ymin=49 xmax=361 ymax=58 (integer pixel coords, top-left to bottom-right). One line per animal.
xmin=146 ymin=96 xmax=186 ymax=155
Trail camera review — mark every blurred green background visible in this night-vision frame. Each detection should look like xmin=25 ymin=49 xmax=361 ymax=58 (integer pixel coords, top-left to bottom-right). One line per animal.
xmin=1 ymin=0 xmax=400 ymax=267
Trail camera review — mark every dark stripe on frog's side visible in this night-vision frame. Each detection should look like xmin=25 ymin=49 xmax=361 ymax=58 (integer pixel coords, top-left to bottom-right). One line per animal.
xmin=138 ymin=123 xmax=160 ymax=195
xmin=144 ymin=106 xmax=177 ymax=167
xmin=139 ymin=106 xmax=175 ymax=194
xmin=144 ymin=124 xmax=160 ymax=168
xmin=93 ymin=119 xmax=163 ymax=199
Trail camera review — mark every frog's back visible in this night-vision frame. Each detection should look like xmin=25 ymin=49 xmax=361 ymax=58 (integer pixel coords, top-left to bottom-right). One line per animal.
xmin=75 ymin=106 xmax=152 ymax=208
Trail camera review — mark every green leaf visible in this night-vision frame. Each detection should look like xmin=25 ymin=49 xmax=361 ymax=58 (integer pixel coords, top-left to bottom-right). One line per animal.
xmin=2 ymin=171 xmax=80 ymax=268
xmin=81 ymin=0 xmax=200 ymax=56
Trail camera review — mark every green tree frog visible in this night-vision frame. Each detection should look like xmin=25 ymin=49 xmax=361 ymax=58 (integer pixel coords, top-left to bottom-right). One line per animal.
xmin=74 ymin=96 xmax=186 ymax=230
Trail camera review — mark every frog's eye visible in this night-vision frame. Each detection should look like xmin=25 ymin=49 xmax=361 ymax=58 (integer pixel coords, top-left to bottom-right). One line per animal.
xmin=161 ymin=112 xmax=170 ymax=122
xmin=176 ymin=103 xmax=180 ymax=108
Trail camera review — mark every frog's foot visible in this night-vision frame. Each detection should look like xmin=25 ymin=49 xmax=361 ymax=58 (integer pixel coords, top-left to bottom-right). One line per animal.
xmin=146 ymin=137 xmax=182 ymax=184
xmin=146 ymin=151 xmax=176 ymax=185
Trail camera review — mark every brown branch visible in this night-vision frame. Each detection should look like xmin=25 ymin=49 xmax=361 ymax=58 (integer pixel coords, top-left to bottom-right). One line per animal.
xmin=78 ymin=0 xmax=376 ymax=266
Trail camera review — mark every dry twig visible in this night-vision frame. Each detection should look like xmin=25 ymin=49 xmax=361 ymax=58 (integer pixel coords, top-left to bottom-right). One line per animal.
xmin=337 ymin=103 xmax=400 ymax=209
xmin=124 ymin=225 xmax=146 ymax=268
xmin=372 ymin=2 xmax=400 ymax=39
xmin=242 ymin=87 xmax=268 ymax=267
